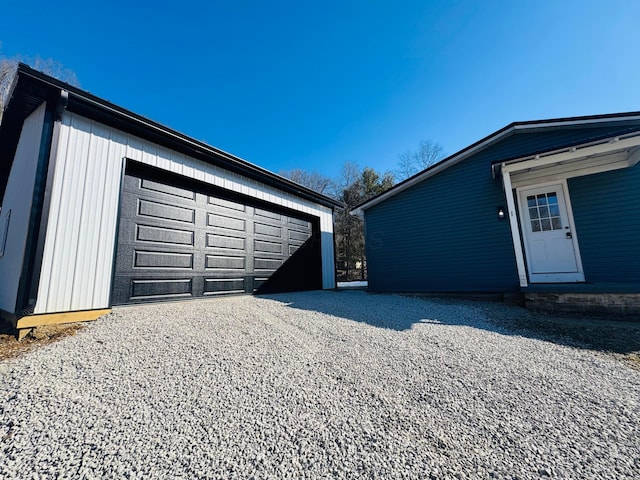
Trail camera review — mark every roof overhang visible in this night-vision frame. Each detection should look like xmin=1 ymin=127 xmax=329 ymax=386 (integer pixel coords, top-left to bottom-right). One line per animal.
xmin=0 ymin=64 xmax=344 ymax=210
xmin=351 ymin=111 xmax=640 ymax=217
xmin=495 ymin=130 xmax=640 ymax=188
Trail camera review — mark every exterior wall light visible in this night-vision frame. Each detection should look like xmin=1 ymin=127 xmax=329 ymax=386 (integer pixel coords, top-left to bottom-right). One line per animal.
xmin=497 ymin=207 xmax=506 ymax=219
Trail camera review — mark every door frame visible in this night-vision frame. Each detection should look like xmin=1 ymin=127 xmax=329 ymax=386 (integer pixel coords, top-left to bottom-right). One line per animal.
xmin=516 ymin=179 xmax=585 ymax=283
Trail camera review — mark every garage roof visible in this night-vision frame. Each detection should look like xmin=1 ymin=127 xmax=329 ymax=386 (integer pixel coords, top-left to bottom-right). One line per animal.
xmin=0 ymin=64 xmax=344 ymax=209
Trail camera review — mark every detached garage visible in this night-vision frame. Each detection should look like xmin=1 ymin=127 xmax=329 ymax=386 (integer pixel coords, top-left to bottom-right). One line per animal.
xmin=0 ymin=64 xmax=341 ymax=334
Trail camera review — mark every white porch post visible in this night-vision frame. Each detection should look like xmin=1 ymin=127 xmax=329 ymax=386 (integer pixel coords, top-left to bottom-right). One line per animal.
xmin=501 ymin=167 xmax=528 ymax=287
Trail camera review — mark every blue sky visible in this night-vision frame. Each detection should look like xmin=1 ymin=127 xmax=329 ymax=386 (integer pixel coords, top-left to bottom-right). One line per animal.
xmin=2 ymin=1 xmax=639 ymax=179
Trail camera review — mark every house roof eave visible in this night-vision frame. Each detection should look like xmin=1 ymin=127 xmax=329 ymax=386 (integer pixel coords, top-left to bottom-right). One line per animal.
xmin=352 ymin=110 xmax=640 ymax=215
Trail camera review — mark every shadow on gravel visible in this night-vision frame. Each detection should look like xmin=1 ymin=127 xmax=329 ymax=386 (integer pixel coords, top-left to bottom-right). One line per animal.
xmin=261 ymin=290 xmax=640 ymax=363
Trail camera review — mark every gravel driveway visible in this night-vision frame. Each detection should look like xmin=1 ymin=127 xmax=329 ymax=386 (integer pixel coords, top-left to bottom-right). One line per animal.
xmin=1 ymin=291 xmax=639 ymax=479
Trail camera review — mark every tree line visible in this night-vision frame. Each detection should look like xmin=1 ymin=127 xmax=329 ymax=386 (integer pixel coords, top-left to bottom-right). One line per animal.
xmin=281 ymin=141 xmax=445 ymax=281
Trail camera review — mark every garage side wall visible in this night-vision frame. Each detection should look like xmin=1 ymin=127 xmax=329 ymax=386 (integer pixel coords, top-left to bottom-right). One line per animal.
xmin=0 ymin=103 xmax=46 ymax=314
xmin=34 ymin=112 xmax=334 ymax=314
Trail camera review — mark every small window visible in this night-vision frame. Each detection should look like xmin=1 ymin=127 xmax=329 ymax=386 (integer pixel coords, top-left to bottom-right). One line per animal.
xmin=0 ymin=209 xmax=10 ymax=258
xmin=527 ymin=192 xmax=563 ymax=232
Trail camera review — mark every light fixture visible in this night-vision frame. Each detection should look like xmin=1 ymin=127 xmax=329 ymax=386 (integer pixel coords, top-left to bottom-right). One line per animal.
xmin=497 ymin=207 xmax=506 ymax=219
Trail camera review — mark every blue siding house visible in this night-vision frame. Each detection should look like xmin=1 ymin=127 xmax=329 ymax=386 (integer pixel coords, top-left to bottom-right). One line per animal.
xmin=352 ymin=113 xmax=640 ymax=313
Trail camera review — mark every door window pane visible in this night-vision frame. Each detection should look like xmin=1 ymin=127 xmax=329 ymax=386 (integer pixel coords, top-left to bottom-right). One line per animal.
xmin=525 ymin=190 xmax=563 ymax=231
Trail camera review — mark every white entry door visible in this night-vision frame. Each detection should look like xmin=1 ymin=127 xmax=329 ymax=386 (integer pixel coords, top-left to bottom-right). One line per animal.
xmin=518 ymin=183 xmax=584 ymax=283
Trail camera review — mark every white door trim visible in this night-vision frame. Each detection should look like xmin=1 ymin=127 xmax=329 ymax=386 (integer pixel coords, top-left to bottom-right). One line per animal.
xmin=516 ymin=180 xmax=585 ymax=283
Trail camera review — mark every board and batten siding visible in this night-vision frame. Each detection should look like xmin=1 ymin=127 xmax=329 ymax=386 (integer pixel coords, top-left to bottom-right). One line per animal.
xmin=34 ymin=111 xmax=335 ymax=314
xmin=365 ymin=124 xmax=640 ymax=293
xmin=0 ymin=103 xmax=47 ymax=313
xmin=568 ymin=163 xmax=640 ymax=283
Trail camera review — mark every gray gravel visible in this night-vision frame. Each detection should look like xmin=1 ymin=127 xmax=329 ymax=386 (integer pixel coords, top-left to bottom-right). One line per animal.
xmin=1 ymin=290 xmax=639 ymax=479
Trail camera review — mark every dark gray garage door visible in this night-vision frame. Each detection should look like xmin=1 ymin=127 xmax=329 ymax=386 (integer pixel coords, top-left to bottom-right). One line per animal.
xmin=112 ymin=165 xmax=322 ymax=305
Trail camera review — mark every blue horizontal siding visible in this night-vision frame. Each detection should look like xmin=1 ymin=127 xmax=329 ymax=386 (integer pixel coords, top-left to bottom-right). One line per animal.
xmin=365 ymin=151 xmax=517 ymax=293
xmin=568 ymin=163 xmax=640 ymax=283
xmin=365 ymin=123 xmax=640 ymax=293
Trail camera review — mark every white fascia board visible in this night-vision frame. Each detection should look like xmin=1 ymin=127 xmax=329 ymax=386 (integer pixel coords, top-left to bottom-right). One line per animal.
xmin=509 ymin=155 xmax=631 ymax=188
xmin=501 ymin=131 xmax=640 ymax=175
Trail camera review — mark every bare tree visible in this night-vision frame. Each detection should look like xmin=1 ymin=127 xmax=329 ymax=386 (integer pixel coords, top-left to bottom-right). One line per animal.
xmin=0 ymin=58 xmax=17 ymax=120
xmin=0 ymin=45 xmax=80 ymax=121
xmin=30 ymin=56 xmax=79 ymax=87
xmin=278 ymin=168 xmax=334 ymax=195
xmin=396 ymin=140 xmax=446 ymax=181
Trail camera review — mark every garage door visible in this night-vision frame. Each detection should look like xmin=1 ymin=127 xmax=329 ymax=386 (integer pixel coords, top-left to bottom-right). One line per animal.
xmin=111 ymin=166 xmax=322 ymax=305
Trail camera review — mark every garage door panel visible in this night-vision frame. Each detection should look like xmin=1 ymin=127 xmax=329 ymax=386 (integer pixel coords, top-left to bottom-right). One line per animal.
xmin=254 ymin=222 xmax=282 ymax=238
xmin=254 ymin=257 xmax=282 ymax=271
xmin=134 ymin=250 xmax=194 ymax=269
xmin=289 ymin=244 xmax=302 ymax=255
xmin=131 ymin=278 xmax=193 ymax=299
xmin=208 ymin=196 xmax=245 ymax=212
xmin=206 ymin=233 xmax=246 ymax=251
xmin=138 ymin=198 xmax=196 ymax=224
xmin=253 ymin=277 xmax=268 ymax=292
xmin=254 ymin=239 xmax=283 ymax=254
xmin=255 ymin=208 xmax=281 ymax=220
xmin=205 ymin=255 xmax=246 ymax=270
xmin=116 ymin=243 xmax=197 ymax=263
xmin=289 ymin=230 xmax=311 ymax=242
xmin=204 ymin=278 xmax=245 ymax=295
xmin=113 ymin=168 xmax=322 ymax=305
xmin=207 ymin=213 xmax=246 ymax=232
xmin=141 ymin=178 xmax=195 ymax=200
xmin=288 ymin=217 xmax=311 ymax=228
xmin=136 ymin=224 xmax=195 ymax=246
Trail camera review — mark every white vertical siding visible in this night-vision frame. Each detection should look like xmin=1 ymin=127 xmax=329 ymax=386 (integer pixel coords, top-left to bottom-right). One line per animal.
xmin=0 ymin=103 xmax=46 ymax=314
xmin=35 ymin=112 xmax=335 ymax=314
